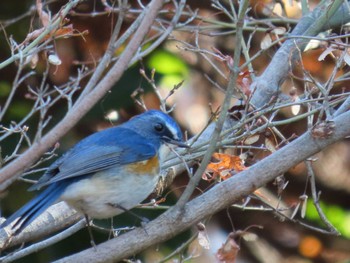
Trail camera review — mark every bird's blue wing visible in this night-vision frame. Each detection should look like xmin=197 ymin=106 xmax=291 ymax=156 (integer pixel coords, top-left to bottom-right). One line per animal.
xmin=30 ymin=127 xmax=157 ymax=190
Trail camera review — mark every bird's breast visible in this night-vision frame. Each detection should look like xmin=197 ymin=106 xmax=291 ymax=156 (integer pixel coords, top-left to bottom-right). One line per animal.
xmin=60 ymin=156 xmax=160 ymax=219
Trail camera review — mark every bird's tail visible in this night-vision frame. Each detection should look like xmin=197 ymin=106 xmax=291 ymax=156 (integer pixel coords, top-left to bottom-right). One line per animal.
xmin=1 ymin=182 xmax=68 ymax=235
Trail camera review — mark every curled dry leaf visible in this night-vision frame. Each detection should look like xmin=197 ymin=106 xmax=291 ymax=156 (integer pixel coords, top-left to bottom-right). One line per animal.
xmin=216 ymin=233 xmax=240 ymax=263
xmin=203 ymin=153 xmax=247 ymax=182
xmin=197 ymin=223 xmax=210 ymax=250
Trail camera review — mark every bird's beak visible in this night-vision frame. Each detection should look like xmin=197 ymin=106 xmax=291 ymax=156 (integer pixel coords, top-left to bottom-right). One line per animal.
xmin=163 ymin=137 xmax=190 ymax=148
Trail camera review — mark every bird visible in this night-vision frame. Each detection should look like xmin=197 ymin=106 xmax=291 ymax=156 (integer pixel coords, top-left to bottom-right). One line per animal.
xmin=1 ymin=110 xmax=188 ymax=236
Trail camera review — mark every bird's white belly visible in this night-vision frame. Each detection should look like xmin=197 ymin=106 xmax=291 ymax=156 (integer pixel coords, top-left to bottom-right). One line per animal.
xmin=60 ymin=169 xmax=159 ymax=219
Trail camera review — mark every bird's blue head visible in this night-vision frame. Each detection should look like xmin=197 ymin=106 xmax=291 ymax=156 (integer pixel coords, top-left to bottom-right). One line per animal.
xmin=125 ymin=110 xmax=188 ymax=148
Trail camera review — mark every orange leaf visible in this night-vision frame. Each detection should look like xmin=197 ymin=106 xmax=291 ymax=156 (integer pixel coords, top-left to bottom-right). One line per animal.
xmin=203 ymin=153 xmax=247 ymax=181
xmin=43 ymin=24 xmax=76 ymax=40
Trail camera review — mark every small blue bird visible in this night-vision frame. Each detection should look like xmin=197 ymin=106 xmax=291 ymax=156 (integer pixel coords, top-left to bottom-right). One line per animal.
xmin=1 ymin=110 xmax=188 ymax=235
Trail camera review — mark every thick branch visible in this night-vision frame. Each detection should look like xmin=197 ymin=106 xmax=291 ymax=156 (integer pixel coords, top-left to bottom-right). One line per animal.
xmin=0 ymin=202 xmax=81 ymax=249
xmin=54 ymin=111 xmax=350 ymax=263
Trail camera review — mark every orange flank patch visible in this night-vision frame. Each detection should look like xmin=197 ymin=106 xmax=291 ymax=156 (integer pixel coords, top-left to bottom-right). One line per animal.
xmin=127 ymin=155 xmax=159 ymax=175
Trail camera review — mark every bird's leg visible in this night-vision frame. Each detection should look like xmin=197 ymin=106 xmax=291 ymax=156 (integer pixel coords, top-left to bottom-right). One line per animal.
xmin=109 ymin=217 xmax=115 ymax=239
xmin=107 ymin=203 xmax=150 ymax=225
xmin=84 ymin=214 xmax=96 ymax=248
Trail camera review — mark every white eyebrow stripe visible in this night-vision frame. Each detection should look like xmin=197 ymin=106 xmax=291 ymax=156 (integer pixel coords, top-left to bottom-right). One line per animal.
xmin=155 ymin=112 xmax=180 ymax=139
xmin=167 ymin=124 xmax=179 ymax=139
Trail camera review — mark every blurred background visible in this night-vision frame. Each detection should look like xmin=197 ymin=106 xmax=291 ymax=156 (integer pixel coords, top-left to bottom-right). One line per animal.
xmin=0 ymin=0 xmax=350 ymax=262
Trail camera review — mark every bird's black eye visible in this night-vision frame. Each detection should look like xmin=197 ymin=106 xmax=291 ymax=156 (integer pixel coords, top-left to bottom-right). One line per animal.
xmin=154 ymin=123 xmax=164 ymax=132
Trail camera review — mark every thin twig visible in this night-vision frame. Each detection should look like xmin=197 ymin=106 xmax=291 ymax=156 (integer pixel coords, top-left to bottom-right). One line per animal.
xmin=0 ymin=219 xmax=86 ymax=263
xmin=305 ymin=161 xmax=340 ymax=235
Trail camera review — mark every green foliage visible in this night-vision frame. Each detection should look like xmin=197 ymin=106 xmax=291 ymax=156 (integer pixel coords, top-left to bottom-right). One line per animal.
xmin=8 ymin=101 xmax=32 ymax=119
xmin=147 ymin=50 xmax=188 ymax=76
xmin=0 ymin=81 xmax=10 ymax=97
xmin=147 ymin=49 xmax=188 ymax=89
xmin=306 ymin=199 xmax=350 ymax=238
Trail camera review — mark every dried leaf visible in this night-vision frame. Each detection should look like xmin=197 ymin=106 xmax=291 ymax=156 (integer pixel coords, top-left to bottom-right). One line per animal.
xmin=318 ymin=46 xmax=336 ymax=61
xmin=216 ymin=233 xmax=240 ymax=263
xmin=261 ymin=33 xmax=272 ymax=50
xmin=197 ymin=223 xmax=210 ymax=250
xmin=22 ymin=24 xmax=78 ymax=47
xmin=299 ymin=194 xmax=308 ymax=218
xmin=36 ymin=0 xmax=49 ymax=26
xmin=244 ymin=134 xmax=260 ymax=145
xmin=46 ymin=25 xmax=75 ymax=40
xmin=24 ymin=28 xmax=46 ymax=43
xmin=265 ymin=138 xmax=276 ymax=153
xmin=203 ymin=153 xmax=247 ymax=181
xmin=291 ymin=96 xmax=301 ymax=115
xmin=304 ymin=39 xmax=321 ymax=52
xmin=187 ymin=239 xmax=202 ymax=259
